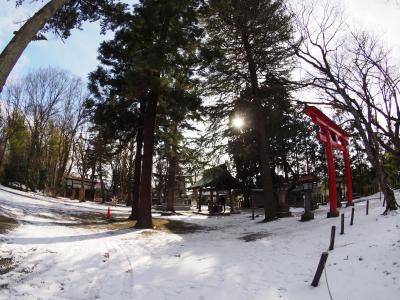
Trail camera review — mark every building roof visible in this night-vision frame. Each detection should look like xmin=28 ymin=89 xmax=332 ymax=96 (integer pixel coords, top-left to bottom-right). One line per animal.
xmin=297 ymin=174 xmax=319 ymax=184
xmin=188 ymin=164 xmax=242 ymax=190
xmin=64 ymin=175 xmax=97 ymax=184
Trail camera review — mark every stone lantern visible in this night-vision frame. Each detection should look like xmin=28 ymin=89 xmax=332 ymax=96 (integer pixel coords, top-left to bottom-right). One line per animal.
xmin=298 ymin=175 xmax=318 ymax=222
xmin=277 ymin=183 xmax=292 ymax=218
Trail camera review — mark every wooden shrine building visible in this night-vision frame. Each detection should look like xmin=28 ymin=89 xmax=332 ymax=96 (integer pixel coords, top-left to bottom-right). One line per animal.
xmin=188 ymin=164 xmax=242 ymax=214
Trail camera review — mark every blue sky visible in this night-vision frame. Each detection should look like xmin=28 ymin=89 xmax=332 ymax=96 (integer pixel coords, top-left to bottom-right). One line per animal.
xmin=0 ymin=0 xmax=136 ymax=82
xmin=0 ymin=0 xmax=399 ymax=84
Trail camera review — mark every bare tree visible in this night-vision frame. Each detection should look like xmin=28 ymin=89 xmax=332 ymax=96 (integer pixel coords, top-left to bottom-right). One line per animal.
xmin=292 ymin=1 xmax=399 ymax=212
xmin=1 ymin=68 xmax=88 ymax=192
xmin=73 ymin=130 xmax=90 ymax=201
xmin=50 ymin=76 xmax=87 ymax=195
xmin=22 ymin=68 xmax=66 ymax=190
xmin=0 ymin=83 xmax=24 ymax=167
xmin=109 ymin=140 xmax=135 ymax=205
xmin=350 ymin=33 xmax=400 ymax=162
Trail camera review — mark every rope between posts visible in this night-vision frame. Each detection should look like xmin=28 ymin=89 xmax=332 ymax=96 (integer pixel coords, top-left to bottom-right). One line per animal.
xmin=324 ymin=266 xmax=334 ymax=300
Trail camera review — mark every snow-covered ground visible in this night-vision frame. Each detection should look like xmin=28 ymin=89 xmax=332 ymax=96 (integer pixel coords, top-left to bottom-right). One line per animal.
xmin=0 ymin=185 xmax=399 ymax=300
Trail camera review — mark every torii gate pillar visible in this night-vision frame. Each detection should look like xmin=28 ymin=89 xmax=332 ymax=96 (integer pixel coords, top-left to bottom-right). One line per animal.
xmin=304 ymin=106 xmax=353 ymax=218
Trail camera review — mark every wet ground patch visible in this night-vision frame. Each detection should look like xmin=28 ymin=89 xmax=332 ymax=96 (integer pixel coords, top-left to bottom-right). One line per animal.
xmin=43 ymin=210 xmax=115 ymax=224
xmin=20 ymin=210 xmax=128 ymax=228
xmin=159 ymin=219 xmax=207 ymax=234
xmin=238 ymin=232 xmax=272 ymax=242
xmin=0 ymin=214 xmax=17 ymax=234
xmin=89 ymin=218 xmax=209 ymax=235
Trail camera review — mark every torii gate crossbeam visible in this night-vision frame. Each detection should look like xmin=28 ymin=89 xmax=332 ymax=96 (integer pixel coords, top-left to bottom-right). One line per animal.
xmin=304 ymin=106 xmax=353 ymax=218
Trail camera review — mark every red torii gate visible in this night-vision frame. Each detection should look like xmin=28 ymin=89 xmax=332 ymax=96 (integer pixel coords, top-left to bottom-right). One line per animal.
xmin=304 ymin=106 xmax=353 ymax=218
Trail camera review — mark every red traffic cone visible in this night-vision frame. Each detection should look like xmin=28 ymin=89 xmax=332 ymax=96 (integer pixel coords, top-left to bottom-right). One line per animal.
xmin=107 ymin=207 xmax=111 ymax=219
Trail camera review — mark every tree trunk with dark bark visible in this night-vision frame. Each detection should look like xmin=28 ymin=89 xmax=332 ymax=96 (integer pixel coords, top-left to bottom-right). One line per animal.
xmin=0 ymin=0 xmax=69 ymax=93
xmin=134 ymin=7 xmax=172 ymax=227
xmin=135 ymin=91 xmax=158 ymax=228
xmin=352 ymin=110 xmax=398 ymax=212
xmin=240 ymin=27 xmax=277 ymax=221
xmin=254 ymin=107 xmax=277 ymax=220
xmin=129 ymin=124 xmax=143 ymax=220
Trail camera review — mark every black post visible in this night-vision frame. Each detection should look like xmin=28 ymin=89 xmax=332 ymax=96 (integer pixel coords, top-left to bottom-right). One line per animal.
xmin=350 ymin=207 xmax=354 ymax=226
xmin=311 ymin=252 xmax=329 ymax=287
xmin=340 ymin=213 xmax=344 ymax=235
xmin=366 ymin=200 xmax=369 ymax=215
xmin=329 ymin=226 xmax=336 ymax=251
xmin=251 ymin=196 xmax=255 ymax=220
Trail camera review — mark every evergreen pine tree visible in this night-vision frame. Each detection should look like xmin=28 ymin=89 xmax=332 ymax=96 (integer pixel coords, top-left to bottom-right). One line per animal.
xmin=202 ymin=0 xmax=296 ymax=220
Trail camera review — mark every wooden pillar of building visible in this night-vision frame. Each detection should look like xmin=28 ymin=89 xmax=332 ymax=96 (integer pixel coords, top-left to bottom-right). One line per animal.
xmin=216 ymin=190 xmax=219 ymax=212
xmin=198 ymin=188 xmax=202 ymax=212
xmin=229 ymin=189 xmax=234 ymax=213
xmin=209 ymin=189 xmax=214 ymax=212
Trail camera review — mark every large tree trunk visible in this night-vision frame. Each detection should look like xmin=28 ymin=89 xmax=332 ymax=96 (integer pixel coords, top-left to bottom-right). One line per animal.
xmin=351 ymin=108 xmax=397 ymax=212
xmin=135 ymin=91 xmax=158 ymax=228
xmin=376 ymin=161 xmax=397 ymax=211
xmin=135 ymin=8 xmax=172 ymax=227
xmin=129 ymin=123 xmax=144 ymax=220
xmin=129 ymin=99 xmax=145 ymax=220
xmin=0 ymin=0 xmax=69 ymax=93
xmin=240 ymin=27 xmax=277 ymax=221
xmin=255 ymin=108 xmax=276 ymax=220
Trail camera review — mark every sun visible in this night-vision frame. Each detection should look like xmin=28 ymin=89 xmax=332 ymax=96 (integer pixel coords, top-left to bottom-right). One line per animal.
xmin=232 ymin=116 xmax=244 ymax=130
